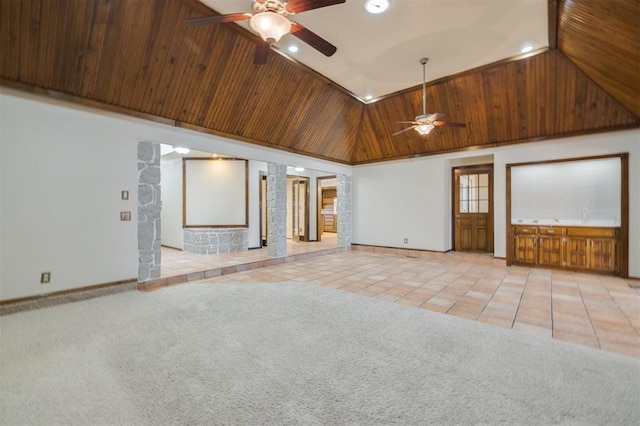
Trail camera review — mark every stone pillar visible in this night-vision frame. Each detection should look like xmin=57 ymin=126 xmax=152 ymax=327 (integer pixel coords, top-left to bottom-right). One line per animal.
xmin=267 ymin=163 xmax=287 ymax=258
xmin=336 ymin=174 xmax=352 ymax=247
xmin=137 ymin=141 xmax=162 ymax=281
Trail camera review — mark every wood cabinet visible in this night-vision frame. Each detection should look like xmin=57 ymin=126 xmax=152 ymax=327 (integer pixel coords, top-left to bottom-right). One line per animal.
xmin=512 ymin=225 xmax=618 ymax=274
xmin=513 ymin=226 xmax=537 ymax=265
xmin=565 ymin=227 xmax=617 ymax=272
xmin=321 ymin=187 xmax=337 ymax=233
xmin=538 ymin=226 xmax=564 ymax=267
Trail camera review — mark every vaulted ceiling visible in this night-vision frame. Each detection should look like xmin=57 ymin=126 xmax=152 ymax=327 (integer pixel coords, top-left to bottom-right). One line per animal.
xmin=1 ymin=0 xmax=638 ymax=165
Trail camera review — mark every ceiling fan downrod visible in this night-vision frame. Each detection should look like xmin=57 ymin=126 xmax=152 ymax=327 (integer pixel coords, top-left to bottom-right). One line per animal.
xmin=420 ymin=57 xmax=428 ymax=116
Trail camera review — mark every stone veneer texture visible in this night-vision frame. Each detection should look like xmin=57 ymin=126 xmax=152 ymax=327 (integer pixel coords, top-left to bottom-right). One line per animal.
xmin=183 ymin=228 xmax=249 ymax=254
xmin=337 ymin=174 xmax=352 ymax=247
xmin=138 ymin=141 xmax=162 ymax=281
xmin=267 ymin=163 xmax=287 ymax=258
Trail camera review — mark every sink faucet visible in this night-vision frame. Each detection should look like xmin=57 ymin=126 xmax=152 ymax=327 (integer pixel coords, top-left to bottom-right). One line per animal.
xmin=580 ymin=207 xmax=588 ymax=223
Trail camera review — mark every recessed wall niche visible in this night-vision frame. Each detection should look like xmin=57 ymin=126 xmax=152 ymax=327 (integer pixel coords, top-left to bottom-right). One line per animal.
xmin=510 ymin=157 xmax=621 ymax=225
xmin=183 ymin=158 xmax=248 ymax=228
xmin=506 ymin=153 xmax=629 ymax=277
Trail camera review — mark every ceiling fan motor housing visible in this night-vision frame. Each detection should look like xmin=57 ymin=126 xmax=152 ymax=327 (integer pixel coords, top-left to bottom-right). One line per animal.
xmin=254 ymin=0 xmax=288 ymax=15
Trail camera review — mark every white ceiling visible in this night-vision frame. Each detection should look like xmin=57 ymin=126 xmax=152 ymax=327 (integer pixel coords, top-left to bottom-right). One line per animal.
xmin=198 ymin=0 xmax=548 ymax=102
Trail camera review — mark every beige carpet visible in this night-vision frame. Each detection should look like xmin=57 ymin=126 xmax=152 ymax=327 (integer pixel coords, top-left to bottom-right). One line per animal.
xmin=1 ymin=282 xmax=639 ymax=425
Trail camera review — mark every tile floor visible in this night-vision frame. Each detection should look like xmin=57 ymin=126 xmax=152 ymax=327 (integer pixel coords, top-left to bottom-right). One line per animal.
xmin=161 ymin=234 xmax=341 ymax=278
xmin=160 ymin=240 xmax=640 ymax=359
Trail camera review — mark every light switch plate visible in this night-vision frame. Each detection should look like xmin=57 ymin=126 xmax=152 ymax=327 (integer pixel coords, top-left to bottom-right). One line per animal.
xmin=120 ymin=211 xmax=131 ymax=221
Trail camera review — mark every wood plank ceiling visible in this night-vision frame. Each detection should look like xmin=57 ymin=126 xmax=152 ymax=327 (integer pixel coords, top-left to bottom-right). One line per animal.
xmin=1 ymin=0 xmax=638 ymax=165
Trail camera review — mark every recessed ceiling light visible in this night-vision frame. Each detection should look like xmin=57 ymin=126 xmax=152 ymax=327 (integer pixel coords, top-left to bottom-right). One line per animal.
xmin=294 ymin=167 xmax=305 ymax=172
xmin=174 ymin=146 xmax=190 ymax=154
xmin=364 ymin=0 xmax=390 ymax=14
xmin=288 ymin=45 xmax=298 ymax=53
xmin=364 ymin=94 xmax=373 ymax=100
xmin=521 ymin=45 xmax=533 ymax=53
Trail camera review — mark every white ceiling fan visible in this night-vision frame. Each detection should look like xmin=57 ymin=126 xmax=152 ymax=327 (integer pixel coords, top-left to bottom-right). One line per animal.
xmin=393 ymin=58 xmax=467 ymax=136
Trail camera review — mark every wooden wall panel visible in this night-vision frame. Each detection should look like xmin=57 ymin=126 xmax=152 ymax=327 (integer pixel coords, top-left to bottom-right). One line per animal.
xmin=558 ymin=0 xmax=640 ymax=119
xmin=1 ymin=0 xmax=638 ymax=165
xmin=352 ymin=51 xmax=637 ymax=164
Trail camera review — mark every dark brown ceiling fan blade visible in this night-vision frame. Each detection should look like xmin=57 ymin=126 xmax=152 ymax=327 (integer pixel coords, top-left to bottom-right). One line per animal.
xmin=434 ymin=121 xmax=467 ymax=128
xmin=184 ymin=13 xmax=251 ymax=26
xmin=289 ymin=22 xmax=337 ymax=56
xmin=392 ymin=126 xmax=418 ymax=136
xmin=286 ymin=0 xmax=346 ymax=14
xmin=254 ymin=40 xmax=270 ymax=65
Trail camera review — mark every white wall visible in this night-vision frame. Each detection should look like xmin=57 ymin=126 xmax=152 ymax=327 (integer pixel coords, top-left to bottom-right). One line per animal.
xmin=0 ymin=88 xmax=349 ymax=301
xmin=2 ymin=86 xmax=638 ymax=302
xmin=353 ymin=159 xmax=448 ymax=250
xmin=248 ymin=160 xmax=268 ymax=248
xmin=160 ymin=154 xmax=183 ymax=249
xmin=353 ymin=129 xmax=640 ymax=278
xmin=1 ymin=92 xmax=139 ymax=300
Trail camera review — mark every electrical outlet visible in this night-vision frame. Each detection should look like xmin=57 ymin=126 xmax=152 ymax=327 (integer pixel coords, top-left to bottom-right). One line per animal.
xmin=404 ymin=238 xmax=408 ymax=244
xmin=41 ymin=272 xmax=51 ymax=284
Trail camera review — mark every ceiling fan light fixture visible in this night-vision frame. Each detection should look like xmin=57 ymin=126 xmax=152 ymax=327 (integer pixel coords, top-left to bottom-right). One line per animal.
xmin=250 ymin=11 xmax=291 ymax=44
xmin=415 ymin=124 xmax=434 ymax=136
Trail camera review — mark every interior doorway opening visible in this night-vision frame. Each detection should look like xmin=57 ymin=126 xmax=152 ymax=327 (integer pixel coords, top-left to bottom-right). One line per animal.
xmin=288 ymin=176 xmax=310 ymax=242
xmin=317 ymin=176 xmax=337 ymax=242
xmin=259 ymin=173 xmax=267 ymax=247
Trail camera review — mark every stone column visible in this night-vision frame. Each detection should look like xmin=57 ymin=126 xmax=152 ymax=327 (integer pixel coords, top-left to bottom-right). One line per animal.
xmin=336 ymin=174 xmax=352 ymax=247
xmin=267 ymin=163 xmax=287 ymax=258
xmin=137 ymin=141 xmax=162 ymax=281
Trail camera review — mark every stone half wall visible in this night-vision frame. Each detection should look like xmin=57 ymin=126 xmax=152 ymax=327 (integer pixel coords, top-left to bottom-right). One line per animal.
xmin=183 ymin=228 xmax=249 ymax=254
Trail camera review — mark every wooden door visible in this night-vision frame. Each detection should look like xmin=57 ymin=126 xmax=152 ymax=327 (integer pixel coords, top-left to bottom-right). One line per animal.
xmin=514 ymin=234 xmax=537 ymax=264
xmin=566 ymin=237 xmax=589 ymax=269
xmin=453 ymin=166 xmax=493 ymax=252
xmin=590 ymin=238 xmax=617 ymax=272
xmin=538 ymin=235 xmax=563 ymax=267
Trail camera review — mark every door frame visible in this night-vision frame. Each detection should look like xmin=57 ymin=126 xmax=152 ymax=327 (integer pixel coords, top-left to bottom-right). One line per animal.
xmin=451 ymin=164 xmax=494 ymax=253
xmin=259 ymin=172 xmax=267 ymax=247
xmin=289 ymin=176 xmax=310 ymax=242
xmin=316 ymin=175 xmax=337 ymax=242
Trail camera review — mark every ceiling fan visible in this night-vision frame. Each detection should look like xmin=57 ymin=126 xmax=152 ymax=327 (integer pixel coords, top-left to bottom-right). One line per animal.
xmin=184 ymin=0 xmax=345 ymax=65
xmin=393 ymin=58 xmax=467 ymax=136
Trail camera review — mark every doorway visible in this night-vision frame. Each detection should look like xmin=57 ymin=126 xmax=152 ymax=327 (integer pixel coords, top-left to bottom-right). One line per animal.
xmin=316 ymin=176 xmax=337 ymax=242
xmin=259 ymin=173 xmax=267 ymax=247
xmin=290 ymin=177 xmax=309 ymax=242
xmin=453 ymin=165 xmax=493 ymax=253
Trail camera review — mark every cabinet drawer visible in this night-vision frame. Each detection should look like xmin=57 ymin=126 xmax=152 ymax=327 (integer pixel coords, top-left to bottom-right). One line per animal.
xmin=513 ymin=226 xmax=538 ymax=235
xmin=566 ymin=227 xmax=617 ymax=238
xmin=538 ymin=226 xmax=565 ymax=236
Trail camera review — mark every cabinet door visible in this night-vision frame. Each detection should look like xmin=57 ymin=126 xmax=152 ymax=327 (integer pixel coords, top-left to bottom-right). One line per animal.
xmin=538 ymin=236 xmax=563 ymax=267
xmin=566 ymin=237 xmax=590 ymax=269
xmin=590 ymin=238 xmax=617 ymax=272
xmin=514 ymin=234 xmax=537 ymax=264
